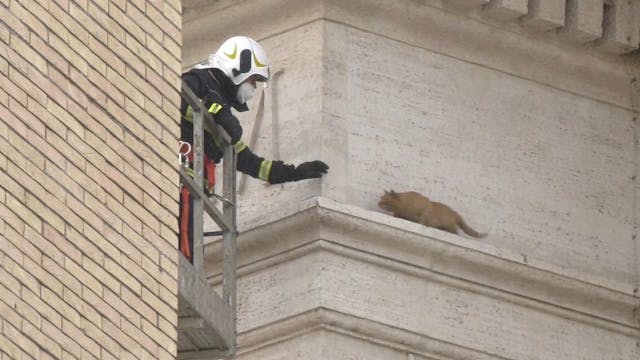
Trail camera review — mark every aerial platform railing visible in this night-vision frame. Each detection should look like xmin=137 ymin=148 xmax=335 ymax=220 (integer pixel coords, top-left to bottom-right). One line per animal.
xmin=177 ymin=81 xmax=237 ymax=358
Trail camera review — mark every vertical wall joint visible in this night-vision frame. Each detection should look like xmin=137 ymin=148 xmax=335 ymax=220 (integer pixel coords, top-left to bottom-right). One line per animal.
xmin=629 ymin=65 xmax=640 ymax=329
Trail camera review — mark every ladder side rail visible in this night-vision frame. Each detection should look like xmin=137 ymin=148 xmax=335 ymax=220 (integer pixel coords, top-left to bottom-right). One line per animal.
xmin=181 ymin=82 xmax=232 ymax=146
xmin=191 ymin=105 xmax=205 ymax=272
xmin=180 ymin=81 xmax=238 ymax=356
xmin=222 ymin=143 xmax=237 ymax=356
xmin=181 ymin=81 xmax=233 ymax=272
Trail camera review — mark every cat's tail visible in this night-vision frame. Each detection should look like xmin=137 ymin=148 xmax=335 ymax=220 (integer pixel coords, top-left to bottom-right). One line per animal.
xmin=456 ymin=215 xmax=487 ymax=238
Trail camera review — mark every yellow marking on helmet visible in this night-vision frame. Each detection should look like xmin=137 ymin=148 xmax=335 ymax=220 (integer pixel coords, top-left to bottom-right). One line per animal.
xmin=253 ymin=52 xmax=267 ymax=68
xmin=224 ymin=44 xmax=238 ymax=60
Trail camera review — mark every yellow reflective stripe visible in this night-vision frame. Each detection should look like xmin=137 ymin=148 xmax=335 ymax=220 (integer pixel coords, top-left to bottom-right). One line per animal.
xmin=183 ymin=106 xmax=194 ymax=122
xmin=185 ymin=168 xmax=195 ymax=178
xmin=183 ymin=105 xmax=216 ymax=135
xmin=183 ymin=103 xmax=222 ymax=123
xmin=235 ymin=141 xmax=247 ymax=153
xmin=258 ymin=160 xmax=272 ymax=181
xmin=208 ymin=103 xmax=223 ymax=114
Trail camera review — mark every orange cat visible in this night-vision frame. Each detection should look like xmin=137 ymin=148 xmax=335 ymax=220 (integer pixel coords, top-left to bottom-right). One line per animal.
xmin=378 ymin=190 xmax=487 ymax=238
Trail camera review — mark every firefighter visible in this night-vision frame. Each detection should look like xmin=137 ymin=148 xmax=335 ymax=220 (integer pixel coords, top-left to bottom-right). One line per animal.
xmin=179 ymin=36 xmax=329 ymax=262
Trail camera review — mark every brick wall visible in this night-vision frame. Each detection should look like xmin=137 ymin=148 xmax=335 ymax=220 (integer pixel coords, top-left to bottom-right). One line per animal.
xmin=0 ymin=1 xmax=181 ymax=359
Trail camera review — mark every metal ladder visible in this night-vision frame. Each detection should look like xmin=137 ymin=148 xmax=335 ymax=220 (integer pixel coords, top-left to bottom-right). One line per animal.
xmin=177 ymin=81 xmax=237 ymax=358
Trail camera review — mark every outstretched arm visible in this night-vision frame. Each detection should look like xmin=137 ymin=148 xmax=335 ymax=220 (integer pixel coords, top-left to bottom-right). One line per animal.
xmin=208 ymin=97 xmax=329 ymax=183
xmin=235 ymin=141 xmax=329 ymax=184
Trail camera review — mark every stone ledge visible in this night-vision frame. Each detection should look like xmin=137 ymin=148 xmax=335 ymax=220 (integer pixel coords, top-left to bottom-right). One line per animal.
xmin=205 ymin=197 xmax=639 ymax=334
xmin=237 ymin=307 xmax=508 ymax=360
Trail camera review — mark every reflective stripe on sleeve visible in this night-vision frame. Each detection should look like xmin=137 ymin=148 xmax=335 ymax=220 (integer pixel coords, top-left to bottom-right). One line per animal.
xmin=258 ymin=160 xmax=272 ymax=181
xmin=234 ymin=141 xmax=247 ymax=153
xmin=208 ymin=103 xmax=223 ymax=114
xmin=183 ymin=105 xmax=215 ymax=135
xmin=183 ymin=106 xmax=194 ymax=122
xmin=184 ymin=103 xmax=223 ymax=123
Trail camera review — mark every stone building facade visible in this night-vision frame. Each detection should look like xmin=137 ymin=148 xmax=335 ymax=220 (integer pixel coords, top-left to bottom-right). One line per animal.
xmin=1 ymin=1 xmax=181 ymax=359
xmin=1 ymin=0 xmax=639 ymax=359
xmin=185 ymin=0 xmax=640 ymax=359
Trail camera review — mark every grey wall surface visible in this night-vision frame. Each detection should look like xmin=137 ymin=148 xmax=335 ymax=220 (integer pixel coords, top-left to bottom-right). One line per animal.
xmin=184 ymin=0 xmax=640 ymax=358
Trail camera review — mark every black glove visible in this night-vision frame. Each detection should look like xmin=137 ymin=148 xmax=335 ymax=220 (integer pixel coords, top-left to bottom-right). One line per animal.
xmin=293 ymin=160 xmax=329 ymax=181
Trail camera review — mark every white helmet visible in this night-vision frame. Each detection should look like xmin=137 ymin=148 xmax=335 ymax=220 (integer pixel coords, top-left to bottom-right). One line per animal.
xmin=195 ymin=36 xmax=270 ymax=85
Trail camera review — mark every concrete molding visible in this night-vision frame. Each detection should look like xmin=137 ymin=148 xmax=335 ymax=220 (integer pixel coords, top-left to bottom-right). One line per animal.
xmin=183 ymin=0 xmax=639 ymax=57
xmin=557 ymin=0 xmax=604 ymax=43
xmin=237 ymin=307 xmax=511 ymax=360
xmin=596 ymin=0 xmax=640 ymax=54
xmin=443 ymin=0 xmax=491 ymax=13
xmin=520 ymin=0 xmax=566 ymax=32
xmin=447 ymin=0 xmax=491 ymax=8
xmin=205 ymin=197 xmax=639 ymax=335
xmin=483 ymin=0 xmax=529 ymax=21
xmin=183 ymin=0 xmax=635 ymax=110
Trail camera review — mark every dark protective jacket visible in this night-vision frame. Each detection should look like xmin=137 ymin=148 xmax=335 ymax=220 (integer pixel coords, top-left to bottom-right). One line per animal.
xmin=181 ymin=67 xmax=298 ymax=184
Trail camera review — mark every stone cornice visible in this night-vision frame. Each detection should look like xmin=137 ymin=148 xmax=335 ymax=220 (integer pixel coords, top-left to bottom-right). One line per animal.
xmin=183 ymin=0 xmax=638 ymax=110
xmin=205 ymin=197 xmax=640 ymax=336
xmin=237 ymin=307 xmax=511 ymax=359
